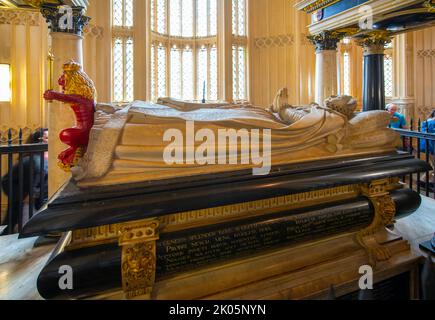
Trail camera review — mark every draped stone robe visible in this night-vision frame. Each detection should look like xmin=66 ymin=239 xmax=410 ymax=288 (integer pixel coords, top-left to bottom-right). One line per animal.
xmin=72 ymin=100 xmax=398 ymax=187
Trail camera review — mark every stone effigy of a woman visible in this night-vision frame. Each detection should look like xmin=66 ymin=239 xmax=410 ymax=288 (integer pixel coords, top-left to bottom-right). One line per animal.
xmin=63 ymin=87 xmax=398 ymax=188
xmin=43 ymin=63 xmax=399 ymax=187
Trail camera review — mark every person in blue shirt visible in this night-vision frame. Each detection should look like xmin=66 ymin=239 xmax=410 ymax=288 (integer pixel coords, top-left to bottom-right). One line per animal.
xmin=421 ymin=110 xmax=435 ymax=153
xmin=420 ymin=110 xmax=435 ymax=189
xmin=387 ymin=104 xmax=408 ymax=129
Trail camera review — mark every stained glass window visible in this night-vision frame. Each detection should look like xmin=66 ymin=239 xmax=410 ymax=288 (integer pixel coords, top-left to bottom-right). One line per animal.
xmin=232 ymin=0 xmax=246 ymax=37
xmin=384 ymin=54 xmax=393 ymax=97
xmin=113 ymin=0 xmax=134 ymax=27
xmin=157 ymin=44 xmax=167 ymax=99
xmin=125 ymin=38 xmax=134 ymax=101
xmin=170 ymin=46 xmax=182 ymax=99
xmin=112 ymin=0 xmax=134 ymax=102
xmin=232 ymin=0 xmax=247 ymax=101
xmin=113 ymin=37 xmax=134 ymax=103
xmin=233 ymin=45 xmax=247 ymax=101
xmin=151 ymin=43 xmax=173 ymax=101
xmin=197 ymin=0 xmax=207 ymax=37
xmin=156 ymin=0 xmax=167 ymax=34
xmin=113 ymin=38 xmax=124 ymax=102
xmin=182 ymin=47 xmax=194 ymax=100
xmin=150 ymin=0 xmax=220 ymax=101
xmin=113 ymin=0 xmax=249 ymax=103
xmin=209 ymin=45 xmax=218 ymax=101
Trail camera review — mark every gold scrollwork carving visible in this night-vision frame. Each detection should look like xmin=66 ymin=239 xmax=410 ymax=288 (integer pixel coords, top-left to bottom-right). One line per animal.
xmin=119 ymin=219 xmax=160 ymax=300
xmin=356 ymin=179 xmax=396 ymax=267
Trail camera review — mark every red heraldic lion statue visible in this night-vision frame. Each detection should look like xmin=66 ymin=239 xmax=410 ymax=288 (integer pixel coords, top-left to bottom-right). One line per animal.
xmin=44 ymin=61 xmax=97 ymax=171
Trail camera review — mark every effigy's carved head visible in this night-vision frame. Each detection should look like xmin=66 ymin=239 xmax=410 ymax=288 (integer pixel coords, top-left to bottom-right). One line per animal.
xmin=324 ymin=95 xmax=357 ymax=119
xmin=59 ymin=61 xmax=97 ymax=102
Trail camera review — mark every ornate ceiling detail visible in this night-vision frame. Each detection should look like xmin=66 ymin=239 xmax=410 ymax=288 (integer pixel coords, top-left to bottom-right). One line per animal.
xmin=0 ymin=7 xmax=40 ymax=25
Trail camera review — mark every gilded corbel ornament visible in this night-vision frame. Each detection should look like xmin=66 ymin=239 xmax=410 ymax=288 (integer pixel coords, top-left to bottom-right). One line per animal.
xmin=307 ymin=31 xmax=345 ymax=52
xmin=356 ymin=179 xmax=396 ymax=267
xmin=355 ymin=31 xmax=393 ymax=56
xmin=119 ymin=219 xmax=160 ymax=300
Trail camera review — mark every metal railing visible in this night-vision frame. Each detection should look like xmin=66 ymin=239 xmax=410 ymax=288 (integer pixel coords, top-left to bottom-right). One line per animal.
xmin=0 ymin=129 xmax=48 ymax=235
xmin=394 ymin=119 xmax=435 ymax=199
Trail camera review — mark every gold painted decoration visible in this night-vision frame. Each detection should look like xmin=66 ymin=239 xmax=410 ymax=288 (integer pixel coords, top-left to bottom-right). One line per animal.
xmin=356 ymin=179 xmax=397 ymax=267
xmin=119 ymin=219 xmax=160 ymax=300
xmin=297 ymin=0 xmax=340 ymax=14
xmin=307 ymin=31 xmax=345 ymax=52
xmin=355 ymin=31 xmax=393 ymax=55
xmin=62 ymin=61 xmax=96 ymax=102
xmin=67 ymin=184 xmax=360 ymax=251
xmin=43 ymin=61 xmax=96 ymax=171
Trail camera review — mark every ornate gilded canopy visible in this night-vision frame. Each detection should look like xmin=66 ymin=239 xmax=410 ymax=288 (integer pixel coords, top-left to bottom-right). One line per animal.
xmin=295 ymin=0 xmax=435 ymax=36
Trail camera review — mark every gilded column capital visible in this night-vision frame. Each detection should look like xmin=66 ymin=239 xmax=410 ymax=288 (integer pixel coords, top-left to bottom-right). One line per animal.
xmin=356 ymin=31 xmax=393 ymax=55
xmin=307 ymin=31 xmax=345 ymax=52
xmin=40 ymin=4 xmax=90 ymax=36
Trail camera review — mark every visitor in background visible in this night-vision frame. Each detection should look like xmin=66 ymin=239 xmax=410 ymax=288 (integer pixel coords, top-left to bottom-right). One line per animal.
xmin=420 ymin=110 xmax=435 ymax=189
xmin=387 ymin=103 xmax=408 ymax=129
xmin=1 ymin=128 xmax=49 ymax=235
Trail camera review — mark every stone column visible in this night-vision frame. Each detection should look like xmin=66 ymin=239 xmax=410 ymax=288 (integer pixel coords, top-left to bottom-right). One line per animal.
xmin=40 ymin=5 xmax=90 ymax=196
xmin=357 ymin=31 xmax=392 ymax=112
xmin=390 ymin=33 xmax=415 ymax=124
xmin=308 ymin=31 xmax=343 ymax=106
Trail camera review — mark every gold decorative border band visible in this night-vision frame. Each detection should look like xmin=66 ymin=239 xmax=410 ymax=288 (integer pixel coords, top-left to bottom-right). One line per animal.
xmin=67 ymin=184 xmax=360 ymax=251
xmin=299 ymin=0 xmax=340 ymax=14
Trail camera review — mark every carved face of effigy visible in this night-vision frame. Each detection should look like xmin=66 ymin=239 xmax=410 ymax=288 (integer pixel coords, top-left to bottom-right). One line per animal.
xmin=324 ymin=95 xmax=357 ymax=119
